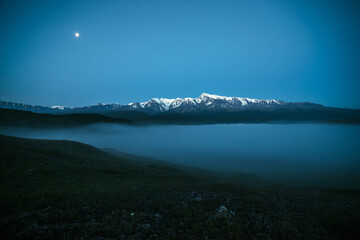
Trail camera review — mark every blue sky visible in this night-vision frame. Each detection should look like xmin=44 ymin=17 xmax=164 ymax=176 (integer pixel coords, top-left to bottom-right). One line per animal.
xmin=0 ymin=0 xmax=359 ymax=108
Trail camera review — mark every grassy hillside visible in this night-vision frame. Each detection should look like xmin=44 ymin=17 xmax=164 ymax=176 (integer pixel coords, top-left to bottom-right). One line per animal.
xmin=0 ymin=135 xmax=359 ymax=239
xmin=0 ymin=108 xmax=132 ymax=127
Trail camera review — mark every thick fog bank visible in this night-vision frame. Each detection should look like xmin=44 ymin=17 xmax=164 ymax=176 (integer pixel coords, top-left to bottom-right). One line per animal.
xmin=1 ymin=124 xmax=359 ymax=189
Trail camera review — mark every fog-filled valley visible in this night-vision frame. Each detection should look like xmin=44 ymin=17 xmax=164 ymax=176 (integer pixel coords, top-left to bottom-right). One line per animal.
xmin=2 ymin=123 xmax=359 ymax=189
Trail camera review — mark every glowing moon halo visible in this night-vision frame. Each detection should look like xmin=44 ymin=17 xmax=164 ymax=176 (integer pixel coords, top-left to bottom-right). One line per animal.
xmin=75 ymin=32 xmax=80 ymax=38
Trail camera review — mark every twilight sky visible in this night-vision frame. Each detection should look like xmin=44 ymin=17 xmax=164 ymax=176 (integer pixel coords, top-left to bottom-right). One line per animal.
xmin=0 ymin=0 xmax=359 ymax=108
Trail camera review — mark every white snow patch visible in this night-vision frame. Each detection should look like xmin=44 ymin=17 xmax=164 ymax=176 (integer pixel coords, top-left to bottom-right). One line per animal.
xmin=51 ymin=105 xmax=66 ymax=110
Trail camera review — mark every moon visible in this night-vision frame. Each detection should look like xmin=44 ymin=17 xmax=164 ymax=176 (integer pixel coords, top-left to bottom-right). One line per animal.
xmin=75 ymin=32 xmax=80 ymax=38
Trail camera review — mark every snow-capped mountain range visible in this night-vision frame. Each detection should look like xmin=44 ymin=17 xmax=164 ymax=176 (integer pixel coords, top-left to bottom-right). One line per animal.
xmin=1 ymin=93 xmax=359 ymax=124
xmin=128 ymin=93 xmax=284 ymax=113
xmin=0 ymin=93 xmax=288 ymax=115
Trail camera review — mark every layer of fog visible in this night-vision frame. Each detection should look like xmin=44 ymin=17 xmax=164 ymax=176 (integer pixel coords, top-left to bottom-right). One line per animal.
xmin=1 ymin=123 xmax=360 ymax=188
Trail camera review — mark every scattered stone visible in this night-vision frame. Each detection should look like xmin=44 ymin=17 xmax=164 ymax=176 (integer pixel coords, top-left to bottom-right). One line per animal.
xmin=194 ymin=195 xmax=202 ymax=202
xmin=191 ymin=191 xmax=202 ymax=202
xmin=214 ymin=205 xmax=235 ymax=219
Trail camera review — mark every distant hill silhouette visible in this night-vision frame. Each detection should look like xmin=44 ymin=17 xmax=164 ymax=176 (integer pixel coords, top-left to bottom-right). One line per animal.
xmin=0 ymin=108 xmax=132 ymax=127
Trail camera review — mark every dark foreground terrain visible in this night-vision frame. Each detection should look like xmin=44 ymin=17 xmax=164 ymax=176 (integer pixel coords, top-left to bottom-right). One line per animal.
xmin=0 ymin=135 xmax=359 ymax=239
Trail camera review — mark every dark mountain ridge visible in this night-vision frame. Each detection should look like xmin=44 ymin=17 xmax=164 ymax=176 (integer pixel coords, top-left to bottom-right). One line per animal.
xmin=1 ymin=93 xmax=359 ymax=125
xmin=0 ymin=108 xmax=132 ymax=127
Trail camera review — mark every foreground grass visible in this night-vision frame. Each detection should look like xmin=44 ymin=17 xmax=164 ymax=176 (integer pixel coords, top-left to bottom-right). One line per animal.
xmin=0 ymin=135 xmax=359 ymax=239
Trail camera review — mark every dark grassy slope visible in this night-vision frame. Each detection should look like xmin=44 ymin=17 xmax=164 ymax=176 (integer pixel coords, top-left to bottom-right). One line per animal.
xmin=0 ymin=135 xmax=360 ymax=239
xmin=0 ymin=108 xmax=132 ymax=127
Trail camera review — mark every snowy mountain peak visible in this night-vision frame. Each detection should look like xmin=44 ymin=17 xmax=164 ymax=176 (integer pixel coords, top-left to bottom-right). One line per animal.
xmin=51 ymin=105 xmax=67 ymax=110
xmin=200 ymin=93 xmax=216 ymax=98
xmin=198 ymin=93 xmax=280 ymax=104
xmin=127 ymin=93 xmax=284 ymax=113
xmin=96 ymin=102 xmax=120 ymax=107
xmin=199 ymin=93 xmax=228 ymax=99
